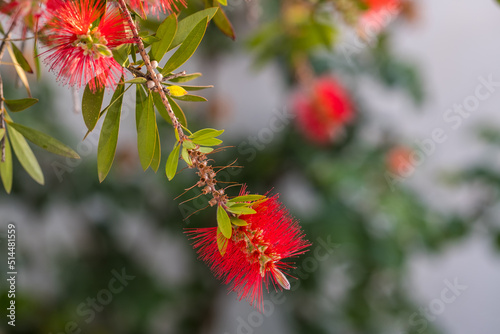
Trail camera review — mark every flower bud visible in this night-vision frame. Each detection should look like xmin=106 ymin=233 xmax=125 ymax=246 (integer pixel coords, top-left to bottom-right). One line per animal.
xmin=151 ymin=60 xmax=158 ymax=69
xmin=147 ymin=80 xmax=155 ymax=89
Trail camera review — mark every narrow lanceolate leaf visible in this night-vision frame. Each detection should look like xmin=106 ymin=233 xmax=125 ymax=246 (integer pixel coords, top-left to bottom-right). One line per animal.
xmin=150 ymin=125 xmax=161 ymax=172
xmin=180 ymin=85 xmax=214 ymax=91
xmin=191 ymin=137 xmax=222 ymax=146
xmin=151 ymin=14 xmax=177 ymax=62
xmin=4 ymin=98 xmax=38 ymax=112
xmin=212 ymin=1 xmax=235 ymax=40
xmin=190 ymin=128 xmax=224 ymax=140
xmin=8 ymin=126 xmax=44 ymax=185
xmin=198 ymin=146 xmax=214 ymax=154
xmin=216 ymin=227 xmax=229 ymax=256
xmin=217 ymin=205 xmax=232 ymax=238
xmin=82 ymin=82 xmax=105 ymax=132
xmin=230 ymin=217 xmax=248 ymax=226
xmin=0 ymin=129 xmax=5 ymax=141
xmin=10 ymin=42 xmax=33 ymax=73
xmin=7 ymin=44 xmax=31 ymax=97
xmin=169 ymin=72 xmax=202 ymax=83
xmin=136 ymin=92 xmax=157 ymax=170
xmin=97 ymin=83 xmax=124 ymax=182
xmin=228 ymin=195 xmax=265 ymax=203
xmin=170 ymin=8 xmax=218 ymax=50
xmin=0 ymin=137 xmax=13 ymax=193
xmin=125 ymin=77 xmax=147 ymax=84
xmin=162 ymin=17 xmax=209 ymax=75
xmin=226 ymin=204 xmax=256 ymax=215
xmin=172 ymin=94 xmax=207 ymax=102
xmin=165 ymin=142 xmax=180 ymax=180
xmin=7 ymin=122 xmax=80 ymax=159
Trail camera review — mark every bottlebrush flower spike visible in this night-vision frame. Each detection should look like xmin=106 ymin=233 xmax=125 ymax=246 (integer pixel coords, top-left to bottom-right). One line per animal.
xmin=293 ymin=76 xmax=354 ymax=145
xmin=128 ymin=0 xmax=186 ymax=17
xmin=42 ymin=0 xmax=133 ymax=92
xmin=187 ymin=193 xmax=310 ymax=309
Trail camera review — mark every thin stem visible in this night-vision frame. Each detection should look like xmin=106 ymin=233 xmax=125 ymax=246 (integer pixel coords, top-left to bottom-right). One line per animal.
xmin=116 ymin=0 xmax=229 ymax=209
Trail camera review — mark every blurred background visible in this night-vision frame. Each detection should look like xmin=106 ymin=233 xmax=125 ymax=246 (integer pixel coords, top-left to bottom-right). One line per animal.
xmin=2 ymin=0 xmax=500 ymax=333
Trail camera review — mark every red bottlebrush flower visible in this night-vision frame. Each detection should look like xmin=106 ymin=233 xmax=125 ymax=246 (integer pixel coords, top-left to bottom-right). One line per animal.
xmin=358 ymin=0 xmax=401 ymax=36
xmin=293 ymin=76 xmax=354 ymax=145
xmin=187 ymin=194 xmax=310 ymax=309
xmin=128 ymin=0 xmax=186 ymax=17
xmin=42 ymin=0 xmax=133 ymax=92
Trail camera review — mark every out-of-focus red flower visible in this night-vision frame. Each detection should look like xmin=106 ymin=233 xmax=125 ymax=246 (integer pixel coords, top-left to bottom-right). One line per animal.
xmin=187 ymin=194 xmax=310 ymax=309
xmin=358 ymin=0 xmax=401 ymax=36
xmin=128 ymin=0 xmax=186 ymax=17
xmin=0 ymin=0 xmax=47 ymax=30
xmin=42 ymin=0 xmax=133 ymax=92
xmin=386 ymin=146 xmax=414 ymax=177
xmin=293 ymin=76 xmax=354 ymax=145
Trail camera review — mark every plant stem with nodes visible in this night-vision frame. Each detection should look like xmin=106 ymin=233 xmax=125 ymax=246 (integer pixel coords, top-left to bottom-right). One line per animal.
xmin=116 ymin=0 xmax=229 ymax=209
xmin=0 ymin=19 xmax=17 ymax=163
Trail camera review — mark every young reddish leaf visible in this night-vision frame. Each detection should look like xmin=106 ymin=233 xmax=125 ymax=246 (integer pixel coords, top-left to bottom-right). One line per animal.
xmin=212 ymin=1 xmax=235 ymax=40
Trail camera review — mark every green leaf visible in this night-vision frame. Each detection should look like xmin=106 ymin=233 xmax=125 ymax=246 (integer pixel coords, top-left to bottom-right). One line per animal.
xmin=169 ymin=72 xmax=202 ymax=83
xmin=183 ymin=140 xmax=196 ymax=150
xmin=112 ymin=43 xmax=131 ymax=67
xmin=125 ymin=77 xmax=147 ymax=84
xmin=216 ymin=227 xmax=229 ymax=256
xmin=4 ymin=98 xmax=38 ymax=112
xmin=82 ymin=83 xmax=105 ymax=132
xmin=0 ymin=137 xmax=13 ymax=193
xmin=167 ymin=95 xmax=188 ymax=127
xmin=181 ymin=145 xmax=192 ymax=165
xmin=7 ymin=44 xmax=30 ymax=97
xmin=150 ymin=125 xmax=161 ymax=172
xmin=151 ymin=14 xmax=177 ymax=62
xmin=212 ymin=1 xmax=235 ymax=40
xmin=178 ymin=85 xmax=213 ymax=91
xmin=97 ymin=82 xmax=124 ymax=182
xmin=217 ymin=205 xmax=232 ymax=238
xmin=165 ymin=142 xmax=180 ymax=180
xmin=226 ymin=204 xmax=256 ymax=215
xmin=170 ymin=8 xmax=218 ymax=50
xmin=7 ymin=122 xmax=80 ymax=159
xmin=162 ymin=17 xmax=208 ymax=75
xmin=0 ymin=129 xmax=4 ymax=141
xmin=136 ymin=91 xmax=157 ymax=170
xmin=33 ymin=43 xmax=41 ymax=79
xmin=190 ymin=128 xmax=224 ymax=140
xmin=10 ymin=42 xmax=33 ymax=73
xmin=8 ymin=125 xmax=44 ymax=185
xmin=228 ymin=195 xmax=265 ymax=203
xmin=191 ymin=137 xmax=222 ymax=146
xmin=198 ymin=146 xmax=214 ymax=154
xmin=230 ymin=217 xmax=248 ymax=226
xmin=142 ymin=35 xmax=161 ymax=45
xmin=172 ymin=94 xmax=207 ymax=102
